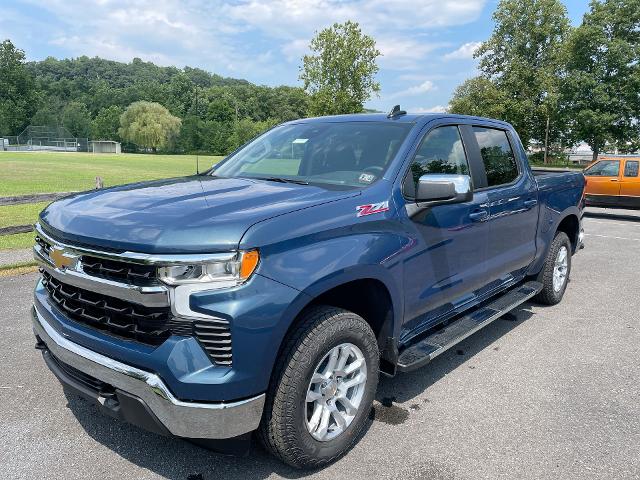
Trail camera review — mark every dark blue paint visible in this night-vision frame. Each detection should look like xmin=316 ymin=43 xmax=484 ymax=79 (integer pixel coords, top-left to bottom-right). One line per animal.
xmin=36 ymin=114 xmax=585 ymax=402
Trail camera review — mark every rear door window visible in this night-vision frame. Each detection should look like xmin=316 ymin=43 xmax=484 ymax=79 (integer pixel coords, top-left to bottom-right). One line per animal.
xmin=472 ymin=127 xmax=519 ymax=187
xmin=584 ymin=160 xmax=620 ymax=177
xmin=624 ymin=160 xmax=639 ymax=177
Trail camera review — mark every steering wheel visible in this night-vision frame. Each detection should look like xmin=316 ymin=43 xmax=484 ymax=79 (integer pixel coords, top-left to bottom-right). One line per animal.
xmin=362 ymin=166 xmax=384 ymax=176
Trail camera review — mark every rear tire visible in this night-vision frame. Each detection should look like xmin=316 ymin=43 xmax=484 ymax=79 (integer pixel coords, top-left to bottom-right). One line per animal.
xmin=258 ymin=306 xmax=379 ymax=469
xmin=534 ymin=231 xmax=572 ymax=305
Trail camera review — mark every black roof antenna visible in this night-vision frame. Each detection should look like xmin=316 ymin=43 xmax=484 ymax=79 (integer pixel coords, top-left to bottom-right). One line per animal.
xmin=387 ymin=104 xmax=407 ymax=118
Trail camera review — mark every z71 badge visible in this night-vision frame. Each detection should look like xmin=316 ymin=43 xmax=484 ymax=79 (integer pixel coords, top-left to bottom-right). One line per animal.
xmin=356 ymin=201 xmax=390 ymax=217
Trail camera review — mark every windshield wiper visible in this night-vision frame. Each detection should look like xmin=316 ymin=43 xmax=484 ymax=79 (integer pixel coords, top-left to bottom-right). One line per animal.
xmin=251 ymin=176 xmax=309 ymax=185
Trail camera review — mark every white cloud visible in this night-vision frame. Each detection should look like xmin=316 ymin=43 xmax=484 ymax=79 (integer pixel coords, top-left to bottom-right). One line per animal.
xmin=9 ymin=0 xmax=488 ymax=87
xmin=410 ymin=105 xmax=449 ymax=113
xmin=444 ymin=41 xmax=482 ymax=60
xmin=377 ymin=38 xmax=448 ymax=70
xmin=387 ymin=80 xmax=435 ymax=99
xmin=282 ymin=39 xmax=310 ymax=62
xmin=20 ymin=0 xmax=271 ymax=75
xmin=222 ymin=0 xmax=485 ymax=70
xmin=223 ymin=0 xmax=486 ymax=38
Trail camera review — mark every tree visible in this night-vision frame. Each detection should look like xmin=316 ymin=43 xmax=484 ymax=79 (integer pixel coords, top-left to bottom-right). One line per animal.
xmin=119 ymin=101 xmax=181 ymax=152
xmin=31 ymin=99 xmax=64 ymax=127
xmin=448 ymin=77 xmax=508 ymax=120
xmin=62 ymin=101 xmax=91 ymax=137
xmin=475 ymin=0 xmax=570 ymax=160
xmin=91 ymin=105 xmax=123 ymax=140
xmin=0 ymin=39 xmax=37 ymax=135
xmin=228 ymin=118 xmax=277 ymax=153
xmin=561 ymin=0 xmax=640 ymax=161
xmin=300 ymin=21 xmax=380 ymax=116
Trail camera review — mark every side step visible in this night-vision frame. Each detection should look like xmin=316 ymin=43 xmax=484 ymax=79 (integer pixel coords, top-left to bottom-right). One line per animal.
xmin=397 ymin=281 xmax=542 ymax=373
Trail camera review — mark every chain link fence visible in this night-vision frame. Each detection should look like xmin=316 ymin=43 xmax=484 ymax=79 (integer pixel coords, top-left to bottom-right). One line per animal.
xmin=1 ymin=126 xmax=88 ymax=152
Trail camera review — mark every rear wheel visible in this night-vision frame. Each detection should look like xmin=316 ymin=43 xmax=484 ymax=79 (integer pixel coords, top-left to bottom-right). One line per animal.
xmin=258 ymin=306 xmax=379 ymax=469
xmin=534 ymin=231 xmax=572 ymax=305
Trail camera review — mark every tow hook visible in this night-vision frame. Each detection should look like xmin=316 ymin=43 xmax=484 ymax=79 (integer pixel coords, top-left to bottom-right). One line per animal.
xmin=34 ymin=336 xmax=46 ymax=350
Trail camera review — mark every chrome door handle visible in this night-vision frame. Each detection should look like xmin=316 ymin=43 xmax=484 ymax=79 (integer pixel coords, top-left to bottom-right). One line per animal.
xmin=524 ymin=199 xmax=538 ymax=209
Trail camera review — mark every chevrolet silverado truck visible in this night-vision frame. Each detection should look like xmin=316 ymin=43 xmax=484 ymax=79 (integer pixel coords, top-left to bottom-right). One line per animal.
xmin=31 ymin=110 xmax=585 ymax=469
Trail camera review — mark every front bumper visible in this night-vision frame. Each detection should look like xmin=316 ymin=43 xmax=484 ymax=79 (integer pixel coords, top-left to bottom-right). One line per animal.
xmin=32 ymin=305 xmax=265 ymax=440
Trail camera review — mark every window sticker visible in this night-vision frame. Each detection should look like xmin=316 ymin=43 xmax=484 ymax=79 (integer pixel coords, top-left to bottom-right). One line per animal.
xmin=358 ymin=173 xmax=376 ymax=184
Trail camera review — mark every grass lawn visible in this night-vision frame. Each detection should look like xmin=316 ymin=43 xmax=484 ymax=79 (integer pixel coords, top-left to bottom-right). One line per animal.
xmin=0 ymin=151 xmax=223 ymax=196
xmin=0 ymin=202 xmax=49 ymax=228
xmin=0 ymin=232 xmax=34 ymax=250
xmin=0 ymin=151 xmax=223 ymax=251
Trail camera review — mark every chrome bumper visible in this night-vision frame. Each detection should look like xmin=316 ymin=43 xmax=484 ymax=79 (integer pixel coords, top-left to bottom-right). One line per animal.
xmin=32 ymin=305 xmax=265 ymax=439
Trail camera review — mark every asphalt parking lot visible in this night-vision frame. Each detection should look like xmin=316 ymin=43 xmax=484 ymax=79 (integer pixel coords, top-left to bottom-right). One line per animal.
xmin=1 ymin=214 xmax=639 ymax=480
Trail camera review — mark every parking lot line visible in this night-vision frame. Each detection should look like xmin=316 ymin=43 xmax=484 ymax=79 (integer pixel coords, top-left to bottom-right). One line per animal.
xmin=585 ymin=219 xmax=640 ymax=228
xmin=584 ymin=233 xmax=640 ymax=242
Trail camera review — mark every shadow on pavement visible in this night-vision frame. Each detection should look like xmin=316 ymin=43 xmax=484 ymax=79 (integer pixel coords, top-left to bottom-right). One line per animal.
xmin=63 ymin=304 xmax=535 ymax=480
xmin=584 ymin=208 xmax=640 ymax=223
xmin=376 ymin=304 xmax=535 ymax=405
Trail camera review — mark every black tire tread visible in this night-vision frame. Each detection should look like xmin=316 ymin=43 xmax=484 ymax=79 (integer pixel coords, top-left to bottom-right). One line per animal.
xmin=534 ymin=231 xmax=571 ymax=305
xmin=258 ymin=305 xmax=378 ymax=469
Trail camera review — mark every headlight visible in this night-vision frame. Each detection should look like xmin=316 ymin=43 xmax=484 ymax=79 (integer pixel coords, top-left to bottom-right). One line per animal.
xmin=157 ymin=250 xmax=260 ymax=286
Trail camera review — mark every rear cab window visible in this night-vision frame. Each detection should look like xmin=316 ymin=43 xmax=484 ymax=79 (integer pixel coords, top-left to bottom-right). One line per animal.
xmin=584 ymin=160 xmax=620 ymax=177
xmin=472 ymin=127 xmax=519 ymax=187
xmin=624 ymin=160 xmax=639 ymax=177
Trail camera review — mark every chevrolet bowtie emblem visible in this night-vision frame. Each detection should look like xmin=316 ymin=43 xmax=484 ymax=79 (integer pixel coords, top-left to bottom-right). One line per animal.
xmin=49 ymin=246 xmax=78 ymax=270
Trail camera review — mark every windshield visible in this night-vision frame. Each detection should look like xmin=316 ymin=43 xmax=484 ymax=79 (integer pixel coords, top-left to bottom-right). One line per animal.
xmin=211 ymin=121 xmax=413 ymax=188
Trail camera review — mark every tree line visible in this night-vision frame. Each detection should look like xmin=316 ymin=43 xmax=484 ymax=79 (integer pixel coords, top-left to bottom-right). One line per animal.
xmin=2 ymin=0 xmax=637 ymax=160
xmin=0 ymin=21 xmax=381 ymax=155
xmin=449 ymin=0 xmax=640 ymax=162
xmin=0 ymin=42 xmax=309 ymax=154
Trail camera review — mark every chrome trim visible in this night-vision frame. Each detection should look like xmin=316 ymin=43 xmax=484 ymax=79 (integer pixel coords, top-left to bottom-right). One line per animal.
xmin=33 ymin=305 xmax=264 ymax=439
xmin=35 ymin=223 xmax=237 ymax=265
xmin=34 ymin=245 xmax=170 ymax=308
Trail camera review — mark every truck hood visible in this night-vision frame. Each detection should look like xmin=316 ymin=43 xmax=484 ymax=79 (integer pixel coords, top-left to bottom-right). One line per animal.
xmin=40 ymin=175 xmax=359 ymax=253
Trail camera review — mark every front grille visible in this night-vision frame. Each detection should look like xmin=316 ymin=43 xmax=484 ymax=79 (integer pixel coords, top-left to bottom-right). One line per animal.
xmin=36 ymin=230 xmax=234 ymax=366
xmin=81 ymin=255 xmax=157 ymax=286
xmin=35 ymin=235 xmax=52 ymax=255
xmin=41 ymin=271 xmax=233 ymax=365
xmin=42 ymin=271 xmax=175 ymax=345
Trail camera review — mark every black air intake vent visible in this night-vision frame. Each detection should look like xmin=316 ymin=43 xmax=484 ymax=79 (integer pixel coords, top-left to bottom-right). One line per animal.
xmin=193 ymin=318 xmax=232 ymax=366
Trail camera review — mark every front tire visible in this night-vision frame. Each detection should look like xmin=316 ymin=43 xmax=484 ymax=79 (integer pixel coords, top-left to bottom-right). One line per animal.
xmin=534 ymin=231 xmax=572 ymax=305
xmin=258 ymin=306 xmax=379 ymax=469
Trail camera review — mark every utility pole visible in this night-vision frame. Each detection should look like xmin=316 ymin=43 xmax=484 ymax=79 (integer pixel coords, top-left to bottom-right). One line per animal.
xmin=543 ymin=115 xmax=550 ymax=164
xmin=195 ymin=85 xmax=199 ymax=174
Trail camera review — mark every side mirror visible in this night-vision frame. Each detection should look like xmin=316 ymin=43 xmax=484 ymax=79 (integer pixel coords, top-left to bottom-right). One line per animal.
xmin=416 ymin=174 xmax=473 ymax=204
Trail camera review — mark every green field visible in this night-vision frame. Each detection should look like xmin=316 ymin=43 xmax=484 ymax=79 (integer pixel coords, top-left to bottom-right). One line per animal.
xmin=0 ymin=151 xmax=222 ymax=196
xmin=0 ymin=151 xmax=223 ymax=251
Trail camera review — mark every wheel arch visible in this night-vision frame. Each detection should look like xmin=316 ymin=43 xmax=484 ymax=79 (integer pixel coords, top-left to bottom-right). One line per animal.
xmin=555 ymin=213 xmax=580 ymax=253
xmin=276 ymin=267 xmax=402 ymax=376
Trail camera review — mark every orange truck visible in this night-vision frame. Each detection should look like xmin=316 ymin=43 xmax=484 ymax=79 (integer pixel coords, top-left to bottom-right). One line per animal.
xmin=584 ymin=156 xmax=640 ymax=208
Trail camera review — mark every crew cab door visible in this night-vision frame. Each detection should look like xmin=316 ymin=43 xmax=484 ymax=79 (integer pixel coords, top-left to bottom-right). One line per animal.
xmin=470 ymin=126 xmax=539 ymax=284
xmin=400 ymin=124 xmax=491 ymax=333
xmin=584 ymin=159 xmax=622 ymax=201
xmin=620 ymin=159 xmax=640 ymax=204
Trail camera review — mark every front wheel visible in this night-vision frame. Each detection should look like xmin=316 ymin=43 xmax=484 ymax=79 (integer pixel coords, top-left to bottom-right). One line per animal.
xmin=258 ymin=306 xmax=379 ymax=469
xmin=534 ymin=231 xmax=572 ymax=305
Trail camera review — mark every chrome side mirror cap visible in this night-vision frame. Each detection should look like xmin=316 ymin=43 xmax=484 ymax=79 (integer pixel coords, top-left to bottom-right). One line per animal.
xmin=416 ymin=174 xmax=473 ymax=204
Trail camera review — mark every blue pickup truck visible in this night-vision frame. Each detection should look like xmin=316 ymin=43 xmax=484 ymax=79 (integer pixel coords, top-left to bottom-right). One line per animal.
xmin=31 ymin=110 xmax=585 ymax=468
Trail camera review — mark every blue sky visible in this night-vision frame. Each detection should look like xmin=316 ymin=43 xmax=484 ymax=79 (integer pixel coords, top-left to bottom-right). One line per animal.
xmin=1 ymin=0 xmax=590 ymax=113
